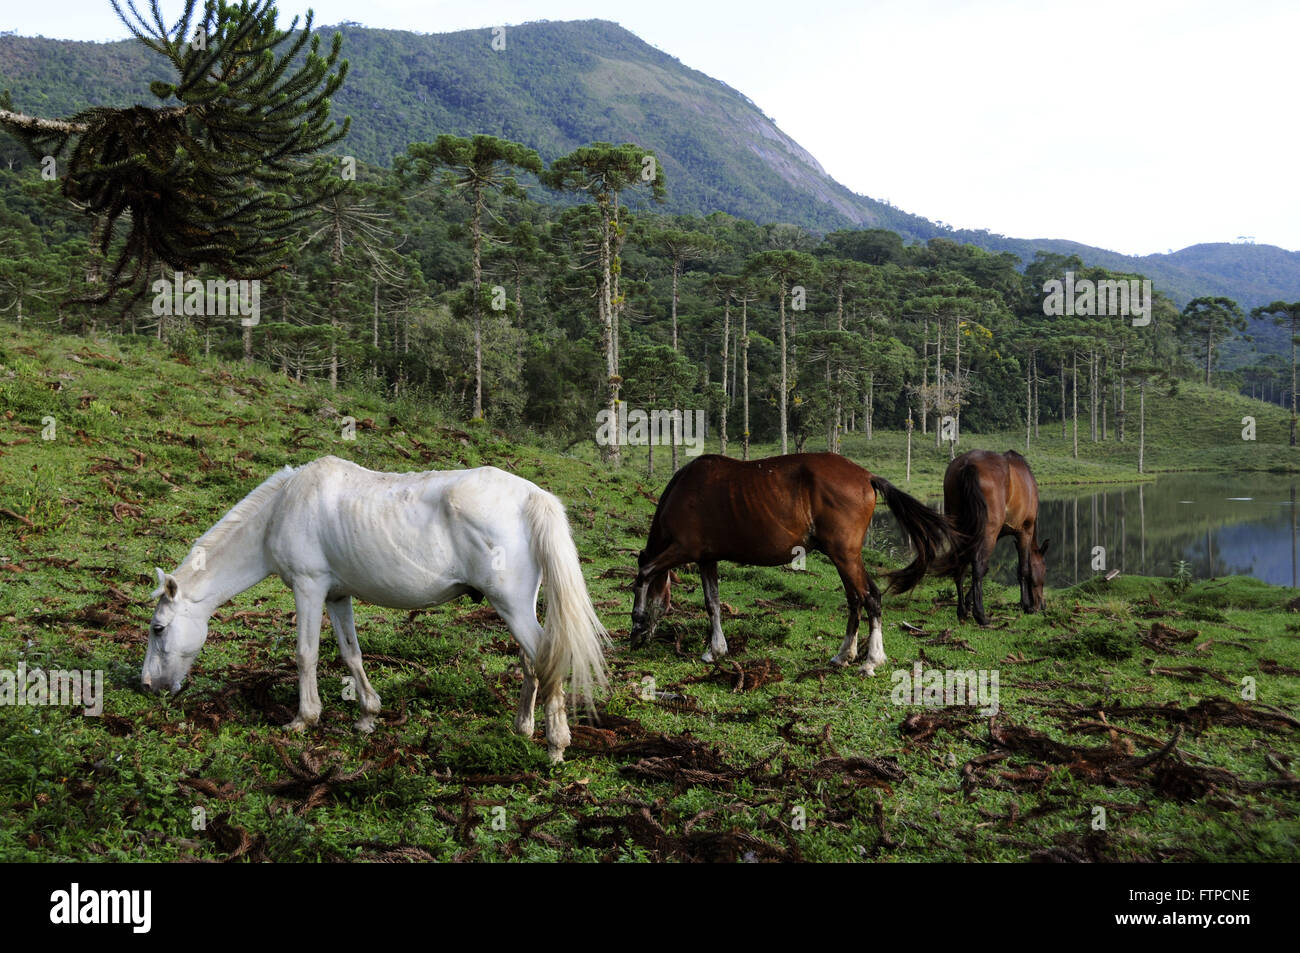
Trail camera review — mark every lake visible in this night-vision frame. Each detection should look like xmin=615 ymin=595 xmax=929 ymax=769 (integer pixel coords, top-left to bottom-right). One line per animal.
xmin=868 ymin=471 xmax=1300 ymax=589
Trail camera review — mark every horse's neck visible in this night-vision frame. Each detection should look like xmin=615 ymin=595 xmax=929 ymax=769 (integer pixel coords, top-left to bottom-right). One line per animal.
xmin=176 ymin=508 xmax=274 ymax=617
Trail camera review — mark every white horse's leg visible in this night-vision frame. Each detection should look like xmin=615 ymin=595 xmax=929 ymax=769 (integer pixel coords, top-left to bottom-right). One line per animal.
xmin=496 ymin=599 xmax=569 ymax=764
xmin=327 ymin=596 xmax=381 ymax=733
xmin=287 ymin=581 xmax=326 ymax=731
xmin=544 ymin=691 xmax=570 ymax=765
xmin=514 ymin=649 xmax=539 ymax=738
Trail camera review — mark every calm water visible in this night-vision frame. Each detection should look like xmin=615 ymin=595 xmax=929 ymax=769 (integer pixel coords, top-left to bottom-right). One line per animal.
xmin=869 ymin=472 xmax=1300 ymax=590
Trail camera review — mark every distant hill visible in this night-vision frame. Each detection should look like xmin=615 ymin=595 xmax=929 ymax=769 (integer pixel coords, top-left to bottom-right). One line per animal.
xmin=2 ymin=18 xmax=1297 ymax=315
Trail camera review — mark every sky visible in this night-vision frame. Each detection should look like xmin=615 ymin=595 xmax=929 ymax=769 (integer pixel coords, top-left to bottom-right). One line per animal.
xmin=5 ymin=0 xmax=1298 ymax=257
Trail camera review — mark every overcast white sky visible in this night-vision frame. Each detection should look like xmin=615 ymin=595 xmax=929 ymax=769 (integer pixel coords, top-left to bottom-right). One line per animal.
xmin=6 ymin=0 xmax=1298 ymax=256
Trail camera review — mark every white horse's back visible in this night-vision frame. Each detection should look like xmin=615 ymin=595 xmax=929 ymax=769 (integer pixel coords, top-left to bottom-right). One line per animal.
xmin=265 ymin=456 xmax=540 ymax=610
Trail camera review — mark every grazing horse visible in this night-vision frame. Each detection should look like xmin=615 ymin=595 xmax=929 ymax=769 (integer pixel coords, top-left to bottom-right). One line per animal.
xmin=141 ymin=455 xmax=608 ymax=762
xmin=938 ymin=449 xmax=1049 ymax=625
xmin=629 ymin=453 xmax=960 ymax=675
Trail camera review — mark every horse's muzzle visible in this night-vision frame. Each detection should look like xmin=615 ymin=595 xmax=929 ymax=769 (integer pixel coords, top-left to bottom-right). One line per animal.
xmin=140 ymin=670 xmax=184 ymax=694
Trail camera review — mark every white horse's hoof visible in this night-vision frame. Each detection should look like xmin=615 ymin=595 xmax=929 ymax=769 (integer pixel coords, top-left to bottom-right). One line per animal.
xmin=830 ymin=653 xmax=851 ymax=667
xmin=513 ymin=716 xmax=535 ymax=737
xmin=547 ymin=747 xmax=565 ymax=764
xmin=354 ymin=716 xmax=376 ymax=734
xmin=286 ymin=717 xmax=311 ymax=732
xmin=858 ymin=658 xmax=886 ymax=677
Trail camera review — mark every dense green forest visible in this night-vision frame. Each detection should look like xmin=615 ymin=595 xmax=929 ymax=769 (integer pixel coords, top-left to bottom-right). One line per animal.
xmin=0 ymin=9 xmax=1296 ymax=458
xmin=3 ymin=19 xmax=1300 ymax=315
xmin=1 ymin=147 xmax=1294 ymax=459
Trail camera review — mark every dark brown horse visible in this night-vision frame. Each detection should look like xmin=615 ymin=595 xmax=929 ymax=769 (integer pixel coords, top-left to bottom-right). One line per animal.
xmin=938 ymin=449 xmax=1049 ymax=625
xmin=629 ymin=453 xmax=960 ymax=675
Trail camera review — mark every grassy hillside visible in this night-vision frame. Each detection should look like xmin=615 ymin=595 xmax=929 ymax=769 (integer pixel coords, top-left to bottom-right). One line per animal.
xmin=0 ymin=328 xmax=1297 ymax=862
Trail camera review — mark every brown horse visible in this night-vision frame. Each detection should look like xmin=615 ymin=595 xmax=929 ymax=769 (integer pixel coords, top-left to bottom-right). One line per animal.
xmin=629 ymin=453 xmax=960 ymax=675
xmin=938 ymin=449 xmax=1049 ymax=625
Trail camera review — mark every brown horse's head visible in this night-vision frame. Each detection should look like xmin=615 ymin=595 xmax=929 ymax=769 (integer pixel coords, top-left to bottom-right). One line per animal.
xmin=1022 ymin=538 xmax=1050 ymax=613
xmin=630 ymin=551 xmax=671 ymax=648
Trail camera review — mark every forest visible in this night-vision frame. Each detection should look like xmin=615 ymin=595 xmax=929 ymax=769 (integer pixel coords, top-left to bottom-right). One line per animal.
xmin=0 ymin=5 xmax=1297 ymax=466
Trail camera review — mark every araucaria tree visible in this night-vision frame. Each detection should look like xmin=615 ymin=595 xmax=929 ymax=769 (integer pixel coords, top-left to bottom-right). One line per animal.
xmin=397 ymin=135 xmax=542 ymax=420
xmin=746 ymin=249 xmax=817 ymax=455
xmin=0 ymin=0 xmax=350 ymax=303
xmin=1250 ymin=300 xmax=1300 ymax=447
xmin=544 ymin=143 xmax=665 ymax=465
xmin=1179 ymin=296 xmax=1247 ymax=387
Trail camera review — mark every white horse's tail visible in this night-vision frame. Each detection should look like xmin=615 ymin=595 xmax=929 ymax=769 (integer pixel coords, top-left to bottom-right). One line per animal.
xmin=525 ymin=490 xmax=610 ymax=710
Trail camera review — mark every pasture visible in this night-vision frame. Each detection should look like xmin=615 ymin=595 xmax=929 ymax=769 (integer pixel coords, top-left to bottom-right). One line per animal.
xmin=1 ymin=330 xmax=1297 ymax=862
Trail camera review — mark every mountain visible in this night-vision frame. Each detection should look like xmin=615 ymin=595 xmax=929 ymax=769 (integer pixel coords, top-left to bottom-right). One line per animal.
xmin=1 ymin=18 xmax=1297 ymax=312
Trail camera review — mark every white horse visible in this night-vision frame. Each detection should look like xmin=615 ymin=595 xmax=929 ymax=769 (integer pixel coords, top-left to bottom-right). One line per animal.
xmin=142 ymin=455 xmax=609 ymax=762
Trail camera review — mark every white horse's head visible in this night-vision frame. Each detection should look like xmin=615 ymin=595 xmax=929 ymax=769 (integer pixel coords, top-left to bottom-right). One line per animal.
xmin=141 ymin=567 xmax=208 ymax=693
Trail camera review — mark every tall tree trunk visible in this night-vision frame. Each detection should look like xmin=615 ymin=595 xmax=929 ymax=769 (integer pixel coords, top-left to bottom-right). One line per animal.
xmin=1060 ymin=360 xmax=1067 ymax=438
xmin=779 ymin=276 xmax=788 ymax=455
xmin=742 ymin=298 xmax=750 ymax=461
xmin=1291 ymin=316 xmax=1297 ymax=447
xmin=1072 ymin=351 xmax=1079 ymax=460
xmin=934 ymin=315 xmax=943 ymax=449
xmin=1089 ymin=348 xmax=1097 ymax=442
xmin=1102 ymin=375 xmax=1108 ymax=441
xmin=865 ymin=378 xmax=874 ymax=439
xmin=1206 ymin=317 xmax=1213 ymax=387
xmin=1026 ymin=358 xmax=1032 ymax=452
xmin=1139 ymin=377 xmax=1146 ymax=473
xmin=731 ymin=325 xmax=738 ymax=420
xmin=1118 ymin=349 xmax=1125 ymax=443
xmin=953 ymin=316 xmax=961 ymax=442
xmin=600 ymin=199 xmax=619 ymax=466
xmin=471 ymin=186 xmax=484 ymax=419
xmin=372 ymin=277 xmax=380 ymax=379
xmin=720 ymin=296 xmax=730 ymax=455
xmin=1032 ymin=350 xmax=1040 ymax=438
xmin=671 ymin=260 xmax=679 ymax=352
xmin=612 ymin=191 xmax=623 ymax=384
xmin=329 ymin=220 xmax=342 ymax=390
xmin=921 ymin=320 xmax=929 ymax=434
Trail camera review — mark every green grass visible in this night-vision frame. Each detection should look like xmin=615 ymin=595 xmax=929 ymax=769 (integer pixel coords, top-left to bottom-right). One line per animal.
xmin=1 ymin=327 xmax=1297 ymax=862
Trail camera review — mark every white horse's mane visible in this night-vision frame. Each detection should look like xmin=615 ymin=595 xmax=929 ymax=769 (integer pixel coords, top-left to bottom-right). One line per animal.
xmin=190 ymin=464 xmax=297 ymax=556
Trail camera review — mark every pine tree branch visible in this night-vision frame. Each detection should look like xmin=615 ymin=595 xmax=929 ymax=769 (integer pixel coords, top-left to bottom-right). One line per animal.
xmin=0 ymin=109 xmax=88 ymax=136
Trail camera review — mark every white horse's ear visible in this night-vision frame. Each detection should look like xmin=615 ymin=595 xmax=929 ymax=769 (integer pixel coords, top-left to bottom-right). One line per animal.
xmin=151 ymin=567 xmax=179 ymax=601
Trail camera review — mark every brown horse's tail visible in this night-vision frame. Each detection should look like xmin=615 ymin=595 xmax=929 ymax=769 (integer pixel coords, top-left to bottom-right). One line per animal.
xmin=930 ymin=463 xmax=986 ymax=579
xmin=869 ymin=475 xmax=960 ymax=593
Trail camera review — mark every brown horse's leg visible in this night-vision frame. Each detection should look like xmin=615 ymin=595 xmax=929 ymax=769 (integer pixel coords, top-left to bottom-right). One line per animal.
xmin=829 ymin=558 xmax=862 ymax=666
xmin=699 ymin=560 xmax=728 ymax=663
xmin=830 ymin=552 xmax=886 ymax=674
xmin=971 ymin=537 xmax=992 ymax=626
xmin=858 ymin=570 xmax=886 ymax=675
xmin=1014 ymin=532 xmax=1033 ymax=611
xmin=954 ymin=562 xmax=968 ymax=622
